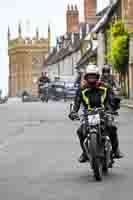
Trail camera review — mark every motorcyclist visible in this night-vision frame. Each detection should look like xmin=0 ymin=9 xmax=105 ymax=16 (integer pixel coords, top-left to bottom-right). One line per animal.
xmin=38 ymin=72 xmax=50 ymax=95
xmin=69 ymin=64 xmax=123 ymax=163
xmin=39 ymin=72 xmax=50 ymax=85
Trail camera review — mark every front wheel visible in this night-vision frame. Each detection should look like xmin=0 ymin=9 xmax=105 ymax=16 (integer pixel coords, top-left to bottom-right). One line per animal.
xmin=46 ymin=98 xmax=49 ymax=102
xmin=90 ymin=134 xmax=103 ymax=181
xmin=45 ymin=95 xmax=49 ymax=102
xmin=41 ymin=97 xmax=45 ymax=102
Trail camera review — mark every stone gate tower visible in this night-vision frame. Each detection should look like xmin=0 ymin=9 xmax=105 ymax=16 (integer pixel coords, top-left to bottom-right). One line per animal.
xmin=8 ymin=24 xmax=51 ymax=97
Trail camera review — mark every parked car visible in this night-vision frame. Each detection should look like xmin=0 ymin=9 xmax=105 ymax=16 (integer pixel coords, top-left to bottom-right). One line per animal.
xmin=38 ymin=79 xmax=78 ymax=102
xmin=64 ymin=81 xmax=78 ymax=101
xmin=0 ymin=96 xmax=8 ymax=104
xmin=22 ymin=91 xmax=40 ymax=102
xmin=50 ymin=81 xmax=65 ymax=101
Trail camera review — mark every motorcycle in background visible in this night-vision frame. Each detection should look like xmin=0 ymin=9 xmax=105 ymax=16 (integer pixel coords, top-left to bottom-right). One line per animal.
xmin=39 ymin=83 xmax=49 ymax=103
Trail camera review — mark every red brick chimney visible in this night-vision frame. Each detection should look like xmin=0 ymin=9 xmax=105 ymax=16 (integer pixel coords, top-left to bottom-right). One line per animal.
xmin=66 ymin=5 xmax=79 ymax=33
xmin=84 ymin=0 xmax=97 ymax=24
xmin=126 ymin=0 xmax=133 ymax=32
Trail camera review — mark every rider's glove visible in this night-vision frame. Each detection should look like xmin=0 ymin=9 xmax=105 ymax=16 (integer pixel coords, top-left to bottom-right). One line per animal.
xmin=68 ymin=112 xmax=78 ymax=120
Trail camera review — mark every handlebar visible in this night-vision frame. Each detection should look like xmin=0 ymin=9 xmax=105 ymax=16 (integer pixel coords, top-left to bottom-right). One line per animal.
xmin=69 ymin=103 xmax=119 ymax=122
xmin=106 ymin=111 xmax=119 ymax=116
xmin=72 ymin=110 xmax=117 ymax=121
xmin=82 ymin=107 xmax=104 ymax=116
xmin=72 ymin=116 xmax=80 ymax=121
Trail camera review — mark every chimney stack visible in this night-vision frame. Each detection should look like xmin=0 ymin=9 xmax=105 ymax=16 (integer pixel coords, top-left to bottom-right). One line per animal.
xmin=66 ymin=4 xmax=79 ymax=33
xmin=84 ymin=0 xmax=97 ymax=24
xmin=126 ymin=0 xmax=133 ymax=32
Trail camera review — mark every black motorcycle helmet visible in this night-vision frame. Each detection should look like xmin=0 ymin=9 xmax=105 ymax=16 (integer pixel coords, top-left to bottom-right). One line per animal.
xmin=102 ymin=65 xmax=111 ymax=75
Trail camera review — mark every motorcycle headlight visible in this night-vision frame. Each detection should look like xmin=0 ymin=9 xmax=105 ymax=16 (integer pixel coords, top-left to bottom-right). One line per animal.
xmin=89 ymin=128 xmax=97 ymax=133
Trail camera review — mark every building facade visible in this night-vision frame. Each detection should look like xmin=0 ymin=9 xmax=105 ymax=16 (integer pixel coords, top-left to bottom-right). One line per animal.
xmin=126 ymin=0 xmax=133 ymax=98
xmin=44 ymin=0 xmax=97 ymax=79
xmin=44 ymin=4 xmax=82 ymax=80
xmin=8 ymin=24 xmax=50 ymax=97
xmin=96 ymin=0 xmax=133 ymax=98
xmin=48 ymin=46 xmax=81 ymax=81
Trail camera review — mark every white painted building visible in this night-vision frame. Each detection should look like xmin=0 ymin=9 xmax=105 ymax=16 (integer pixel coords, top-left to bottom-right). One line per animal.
xmin=47 ymin=49 xmax=81 ymax=81
xmin=45 ymin=32 xmax=82 ymax=81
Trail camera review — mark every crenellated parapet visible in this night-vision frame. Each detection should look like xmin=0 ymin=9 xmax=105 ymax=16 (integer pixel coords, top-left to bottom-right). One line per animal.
xmin=8 ymin=37 xmax=49 ymax=51
xmin=8 ymin=23 xmax=50 ymax=53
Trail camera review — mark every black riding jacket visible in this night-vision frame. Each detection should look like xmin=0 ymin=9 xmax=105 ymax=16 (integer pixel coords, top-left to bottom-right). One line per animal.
xmin=73 ymin=85 xmax=111 ymax=113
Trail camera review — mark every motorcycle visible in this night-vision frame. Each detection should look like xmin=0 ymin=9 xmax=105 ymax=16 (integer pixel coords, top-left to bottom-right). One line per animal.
xmin=39 ymin=83 xmax=49 ymax=103
xmin=40 ymin=93 xmax=49 ymax=102
xmin=70 ymin=104 xmax=116 ymax=181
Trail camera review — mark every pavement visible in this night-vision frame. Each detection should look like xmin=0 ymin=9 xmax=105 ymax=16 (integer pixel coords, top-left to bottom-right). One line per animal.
xmin=121 ymin=99 xmax=133 ymax=109
xmin=0 ymin=101 xmax=133 ymax=200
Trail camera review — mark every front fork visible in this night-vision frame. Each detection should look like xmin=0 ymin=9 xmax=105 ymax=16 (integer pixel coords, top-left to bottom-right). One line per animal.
xmin=83 ymin=133 xmax=104 ymax=162
xmin=83 ymin=135 xmax=91 ymax=161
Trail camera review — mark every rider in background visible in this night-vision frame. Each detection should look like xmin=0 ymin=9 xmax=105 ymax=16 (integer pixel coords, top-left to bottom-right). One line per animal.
xmin=101 ymin=65 xmax=121 ymax=112
xmin=38 ymin=72 xmax=50 ymax=95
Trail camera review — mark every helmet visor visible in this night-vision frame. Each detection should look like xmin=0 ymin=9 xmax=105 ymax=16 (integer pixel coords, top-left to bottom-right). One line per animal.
xmin=85 ymin=73 xmax=98 ymax=83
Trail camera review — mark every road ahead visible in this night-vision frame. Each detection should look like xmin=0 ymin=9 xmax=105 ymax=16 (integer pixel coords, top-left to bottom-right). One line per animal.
xmin=0 ymin=101 xmax=133 ymax=199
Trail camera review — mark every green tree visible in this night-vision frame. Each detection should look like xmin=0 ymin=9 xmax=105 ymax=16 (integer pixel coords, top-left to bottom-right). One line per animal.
xmin=109 ymin=35 xmax=129 ymax=73
xmin=107 ymin=20 xmax=129 ymax=95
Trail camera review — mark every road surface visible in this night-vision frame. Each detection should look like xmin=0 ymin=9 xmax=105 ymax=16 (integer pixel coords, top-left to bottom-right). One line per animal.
xmin=0 ymin=101 xmax=132 ymax=199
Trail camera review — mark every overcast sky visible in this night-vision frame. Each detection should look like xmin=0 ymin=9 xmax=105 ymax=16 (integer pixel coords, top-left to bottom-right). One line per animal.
xmin=0 ymin=0 xmax=109 ymax=95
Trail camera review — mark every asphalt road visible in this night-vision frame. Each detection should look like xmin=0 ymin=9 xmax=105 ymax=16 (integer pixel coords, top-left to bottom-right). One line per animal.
xmin=0 ymin=101 xmax=133 ymax=199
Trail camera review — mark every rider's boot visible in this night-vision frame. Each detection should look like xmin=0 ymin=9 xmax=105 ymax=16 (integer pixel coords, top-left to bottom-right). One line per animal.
xmin=77 ymin=127 xmax=88 ymax=163
xmin=109 ymin=126 xmax=124 ymax=159
xmin=114 ymin=147 xmax=124 ymax=159
xmin=78 ymin=137 xmax=88 ymax=163
xmin=78 ymin=152 xmax=88 ymax=163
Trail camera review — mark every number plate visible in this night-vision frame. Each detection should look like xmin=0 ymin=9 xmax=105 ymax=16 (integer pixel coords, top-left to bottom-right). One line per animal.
xmin=68 ymin=91 xmax=75 ymax=94
xmin=56 ymin=88 xmax=63 ymax=92
xmin=88 ymin=114 xmax=100 ymax=125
